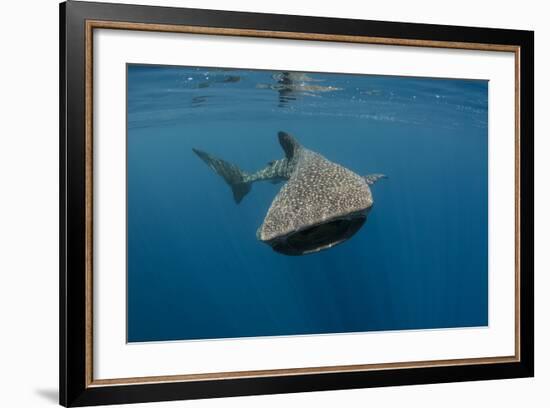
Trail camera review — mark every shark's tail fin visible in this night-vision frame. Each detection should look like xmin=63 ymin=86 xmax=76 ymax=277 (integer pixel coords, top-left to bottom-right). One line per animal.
xmin=192 ymin=148 xmax=252 ymax=204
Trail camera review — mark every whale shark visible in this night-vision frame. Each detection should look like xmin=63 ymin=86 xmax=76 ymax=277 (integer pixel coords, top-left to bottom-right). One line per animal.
xmin=192 ymin=132 xmax=386 ymax=255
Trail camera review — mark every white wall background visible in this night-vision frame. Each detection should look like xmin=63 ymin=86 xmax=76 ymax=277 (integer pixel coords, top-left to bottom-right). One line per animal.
xmin=0 ymin=0 xmax=545 ymax=407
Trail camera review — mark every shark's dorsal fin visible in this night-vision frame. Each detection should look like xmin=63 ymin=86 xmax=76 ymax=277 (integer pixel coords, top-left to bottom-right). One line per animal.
xmin=278 ymin=131 xmax=301 ymax=159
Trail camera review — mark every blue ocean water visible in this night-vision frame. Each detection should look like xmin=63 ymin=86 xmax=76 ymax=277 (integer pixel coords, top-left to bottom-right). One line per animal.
xmin=127 ymin=64 xmax=488 ymax=343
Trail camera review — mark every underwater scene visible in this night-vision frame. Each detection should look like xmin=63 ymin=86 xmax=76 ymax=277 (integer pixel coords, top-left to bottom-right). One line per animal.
xmin=127 ymin=64 xmax=488 ymax=342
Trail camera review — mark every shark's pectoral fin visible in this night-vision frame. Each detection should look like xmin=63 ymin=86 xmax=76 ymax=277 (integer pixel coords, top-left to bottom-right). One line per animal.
xmin=363 ymin=173 xmax=387 ymax=186
xmin=192 ymin=148 xmax=252 ymax=204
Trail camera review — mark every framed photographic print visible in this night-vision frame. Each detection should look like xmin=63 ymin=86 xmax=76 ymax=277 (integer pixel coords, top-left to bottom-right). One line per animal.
xmin=59 ymin=1 xmax=534 ymax=406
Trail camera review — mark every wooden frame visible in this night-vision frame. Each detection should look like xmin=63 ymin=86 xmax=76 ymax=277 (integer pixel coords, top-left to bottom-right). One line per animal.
xmin=60 ymin=1 xmax=534 ymax=406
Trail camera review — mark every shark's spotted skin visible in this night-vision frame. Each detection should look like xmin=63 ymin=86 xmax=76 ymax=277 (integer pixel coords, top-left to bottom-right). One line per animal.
xmin=246 ymin=158 xmax=294 ymax=184
xmin=192 ymin=131 xmax=386 ymax=255
xmin=257 ymin=148 xmax=373 ymax=242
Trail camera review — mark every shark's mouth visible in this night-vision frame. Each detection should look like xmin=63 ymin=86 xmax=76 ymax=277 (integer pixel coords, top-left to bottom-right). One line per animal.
xmin=266 ymin=211 xmax=368 ymax=256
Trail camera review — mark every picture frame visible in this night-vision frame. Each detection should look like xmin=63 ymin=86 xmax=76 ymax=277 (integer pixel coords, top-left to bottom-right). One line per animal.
xmin=59 ymin=1 xmax=534 ymax=406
